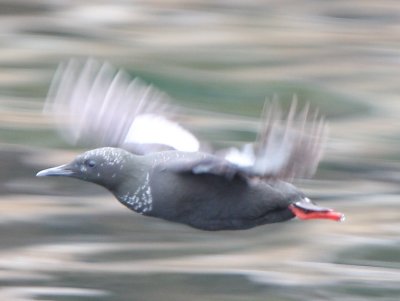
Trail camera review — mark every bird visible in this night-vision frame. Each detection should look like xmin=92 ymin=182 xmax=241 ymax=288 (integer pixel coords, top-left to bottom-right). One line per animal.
xmin=36 ymin=59 xmax=344 ymax=231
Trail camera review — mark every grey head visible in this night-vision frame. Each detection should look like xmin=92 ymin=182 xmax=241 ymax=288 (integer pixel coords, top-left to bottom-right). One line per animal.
xmin=36 ymin=147 xmax=134 ymax=190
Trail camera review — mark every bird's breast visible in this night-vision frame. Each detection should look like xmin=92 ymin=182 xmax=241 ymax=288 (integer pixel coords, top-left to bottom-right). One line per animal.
xmin=117 ymin=172 xmax=154 ymax=214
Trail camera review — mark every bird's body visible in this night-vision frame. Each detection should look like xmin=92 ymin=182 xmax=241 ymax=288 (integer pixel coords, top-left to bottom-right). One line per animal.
xmin=38 ymin=146 xmax=342 ymax=230
xmin=116 ymin=150 xmax=297 ymax=230
xmin=149 ymin=174 xmax=297 ymax=230
xmin=37 ymin=59 xmax=344 ymax=230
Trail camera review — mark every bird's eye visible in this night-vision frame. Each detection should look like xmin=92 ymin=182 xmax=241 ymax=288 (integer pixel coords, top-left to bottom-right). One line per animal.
xmin=86 ymin=160 xmax=96 ymax=168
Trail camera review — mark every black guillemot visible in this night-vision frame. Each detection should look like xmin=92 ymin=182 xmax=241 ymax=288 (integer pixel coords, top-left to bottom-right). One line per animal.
xmin=37 ymin=59 xmax=344 ymax=231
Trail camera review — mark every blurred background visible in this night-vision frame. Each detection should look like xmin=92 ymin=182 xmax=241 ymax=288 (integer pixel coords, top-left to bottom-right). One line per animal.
xmin=1 ymin=0 xmax=400 ymax=300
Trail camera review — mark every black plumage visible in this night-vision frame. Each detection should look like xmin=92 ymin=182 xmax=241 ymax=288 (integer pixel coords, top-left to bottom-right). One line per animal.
xmin=37 ymin=59 xmax=344 ymax=230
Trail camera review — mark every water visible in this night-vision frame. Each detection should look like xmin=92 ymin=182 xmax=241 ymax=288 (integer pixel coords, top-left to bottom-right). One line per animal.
xmin=1 ymin=1 xmax=400 ymax=300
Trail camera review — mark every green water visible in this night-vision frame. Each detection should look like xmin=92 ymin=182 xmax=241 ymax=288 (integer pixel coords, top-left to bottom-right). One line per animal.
xmin=1 ymin=1 xmax=400 ymax=300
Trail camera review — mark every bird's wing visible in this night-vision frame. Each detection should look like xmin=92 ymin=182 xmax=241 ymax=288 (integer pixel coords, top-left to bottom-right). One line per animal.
xmin=160 ymin=154 xmax=244 ymax=180
xmin=222 ymin=98 xmax=327 ymax=181
xmin=44 ymin=59 xmax=200 ymax=154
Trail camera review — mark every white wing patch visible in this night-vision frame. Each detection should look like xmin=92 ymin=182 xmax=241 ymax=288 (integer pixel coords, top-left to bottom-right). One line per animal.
xmin=125 ymin=114 xmax=200 ymax=152
xmin=224 ymin=144 xmax=255 ymax=167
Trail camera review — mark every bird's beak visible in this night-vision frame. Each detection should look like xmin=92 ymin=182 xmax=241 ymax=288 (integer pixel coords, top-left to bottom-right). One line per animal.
xmin=36 ymin=164 xmax=74 ymax=177
xmin=289 ymin=198 xmax=345 ymax=222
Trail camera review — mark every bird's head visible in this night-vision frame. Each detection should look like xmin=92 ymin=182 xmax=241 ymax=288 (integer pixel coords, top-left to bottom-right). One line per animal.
xmin=36 ymin=147 xmax=134 ymax=190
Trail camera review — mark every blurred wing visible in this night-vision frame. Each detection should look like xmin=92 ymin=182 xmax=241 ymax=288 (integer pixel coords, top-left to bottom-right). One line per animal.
xmin=223 ymin=98 xmax=327 ymax=181
xmin=44 ymin=58 xmax=200 ymax=153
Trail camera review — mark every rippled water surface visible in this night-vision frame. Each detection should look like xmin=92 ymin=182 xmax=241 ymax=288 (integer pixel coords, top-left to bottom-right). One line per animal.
xmin=1 ymin=1 xmax=400 ymax=300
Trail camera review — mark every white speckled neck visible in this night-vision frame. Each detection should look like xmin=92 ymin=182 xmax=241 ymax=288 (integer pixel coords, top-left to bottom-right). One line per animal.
xmin=118 ymin=173 xmax=153 ymax=214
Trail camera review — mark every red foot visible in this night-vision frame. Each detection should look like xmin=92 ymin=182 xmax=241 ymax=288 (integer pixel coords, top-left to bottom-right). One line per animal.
xmin=289 ymin=204 xmax=345 ymax=222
